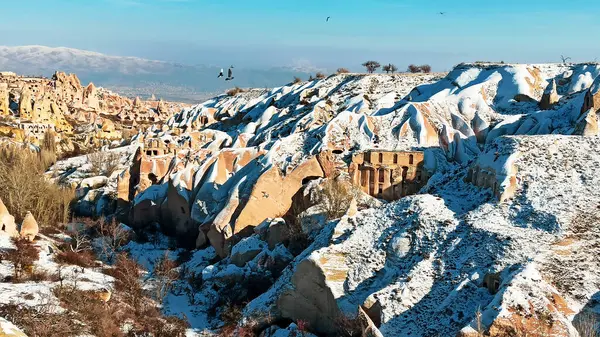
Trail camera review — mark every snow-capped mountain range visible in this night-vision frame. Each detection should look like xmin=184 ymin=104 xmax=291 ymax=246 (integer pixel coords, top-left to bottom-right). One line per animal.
xmin=0 ymin=45 xmax=311 ymax=103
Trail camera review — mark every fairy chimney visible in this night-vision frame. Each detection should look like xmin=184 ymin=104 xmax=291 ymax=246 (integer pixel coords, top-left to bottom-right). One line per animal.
xmin=20 ymin=212 xmax=39 ymax=242
xmin=0 ymin=198 xmax=18 ymax=237
xmin=0 ymin=83 xmax=10 ymax=116
xmin=19 ymin=88 xmax=33 ymax=120
xmin=539 ymin=79 xmax=559 ymax=110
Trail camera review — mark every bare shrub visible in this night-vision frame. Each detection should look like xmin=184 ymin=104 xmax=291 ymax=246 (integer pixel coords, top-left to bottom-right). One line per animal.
xmin=226 ymin=87 xmax=244 ymax=96
xmin=362 ymin=61 xmax=381 ymax=73
xmin=337 ymin=68 xmax=350 ymax=74
xmin=382 ymin=63 xmax=398 ymax=74
xmin=292 ymin=76 xmax=303 ymax=84
xmin=0 ymin=144 xmax=74 ymax=225
xmin=315 ymin=72 xmax=327 ymax=79
xmin=335 ymin=314 xmax=362 ymax=337
xmin=218 ymin=302 xmax=257 ymax=337
xmin=86 ymin=151 xmax=121 ymax=176
xmin=153 ymin=251 xmax=179 ymax=304
xmin=314 ymin=177 xmax=357 ymax=220
xmin=574 ymin=312 xmax=599 ymax=337
xmin=111 ymin=253 xmax=144 ymax=310
xmin=0 ymin=303 xmax=83 ymax=337
xmin=308 ymin=75 xmax=315 ymax=81
xmin=420 ymin=64 xmax=432 ymax=73
xmin=55 ymin=250 xmax=96 ymax=268
xmin=2 ymin=238 xmax=40 ymax=281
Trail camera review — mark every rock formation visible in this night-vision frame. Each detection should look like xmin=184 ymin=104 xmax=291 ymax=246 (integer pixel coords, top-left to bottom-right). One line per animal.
xmin=0 ymin=83 xmax=10 ymax=116
xmin=539 ymin=79 xmax=559 ymax=109
xmin=19 ymin=212 xmax=39 ymax=242
xmin=0 ymin=198 xmax=17 ymax=237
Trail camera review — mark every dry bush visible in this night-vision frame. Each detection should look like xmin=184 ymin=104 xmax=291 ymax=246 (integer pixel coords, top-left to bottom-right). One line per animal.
xmin=153 ymin=251 xmax=179 ymax=304
xmin=0 ymin=303 xmax=83 ymax=337
xmin=308 ymin=75 xmax=315 ymax=81
xmin=110 ymin=253 xmax=144 ymax=310
xmin=0 ymin=144 xmax=74 ymax=225
xmin=574 ymin=312 xmax=599 ymax=337
xmin=362 ymin=61 xmax=381 ymax=73
xmin=292 ymin=76 xmax=303 ymax=84
xmin=226 ymin=87 xmax=244 ymax=96
xmin=315 ymin=177 xmax=357 ymax=220
xmin=87 ymin=151 xmax=121 ymax=176
xmin=382 ymin=63 xmax=398 ymax=74
xmin=96 ymin=218 xmax=131 ymax=262
xmin=218 ymin=302 xmax=256 ymax=337
xmin=315 ymin=72 xmax=327 ymax=79
xmin=335 ymin=314 xmax=362 ymax=337
xmin=2 ymin=238 xmax=40 ymax=281
xmin=55 ymin=250 xmax=96 ymax=268
xmin=420 ymin=64 xmax=432 ymax=73
xmin=337 ymin=68 xmax=350 ymax=74
xmin=408 ymin=64 xmax=432 ymax=73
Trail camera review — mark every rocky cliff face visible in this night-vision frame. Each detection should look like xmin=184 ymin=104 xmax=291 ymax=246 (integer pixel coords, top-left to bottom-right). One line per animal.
xmin=48 ymin=64 xmax=600 ymax=336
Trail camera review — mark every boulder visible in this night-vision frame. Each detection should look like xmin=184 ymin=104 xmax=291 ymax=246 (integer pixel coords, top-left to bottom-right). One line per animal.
xmin=230 ymin=235 xmax=267 ymax=267
xmin=0 ymin=198 xmax=17 ymax=237
xmin=80 ymin=176 xmax=109 ymax=189
xmin=254 ymin=218 xmax=290 ymax=250
xmin=20 ymin=211 xmax=39 ymax=242
xmin=0 ymin=317 xmax=27 ymax=337
xmin=581 ymin=75 xmax=600 ymax=113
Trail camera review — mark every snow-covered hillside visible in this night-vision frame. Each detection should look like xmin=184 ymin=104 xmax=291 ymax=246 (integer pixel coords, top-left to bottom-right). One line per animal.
xmin=37 ymin=63 xmax=600 ymax=336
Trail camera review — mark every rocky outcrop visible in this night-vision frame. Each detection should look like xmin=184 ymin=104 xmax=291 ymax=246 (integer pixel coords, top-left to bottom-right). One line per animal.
xmin=0 ymin=317 xmax=27 ymax=337
xmin=0 ymin=83 xmax=9 ymax=116
xmin=581 ymin=75 xmax=600 ymax=113
xmin=20 ymin=211 xmax=39 ymax=242
xmin=539 ymin=79 xmax=559 ymax=110
xmin=18 ymin=88 xmax=33 ymax=119
xmin=574 ymin=108 xmax=598 ymax=136
xmin=0 ymin=198 xmax=17 ymax=237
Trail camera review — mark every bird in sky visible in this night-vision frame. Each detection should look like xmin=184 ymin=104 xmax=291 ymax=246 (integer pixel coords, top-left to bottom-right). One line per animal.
xmin=326 ymin=16 xmax=331 ymax=22
xmin=439 ymin=12 xmax=446 ymax=15
xmin=217 ymin=68 xmax=224 ymax=78
xmin=225 ymin=67 xmax=234 ymax=81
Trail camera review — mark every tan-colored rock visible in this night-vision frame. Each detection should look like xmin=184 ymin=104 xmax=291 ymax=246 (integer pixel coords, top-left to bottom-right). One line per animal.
xmin=539 ymin=79 xmax=559 ymax=110
xmin=581 ymin=75 xmax=600 ymax=113
xmin=19 ymin=88 xmax=33 ymax=119
xmin=0 ymin=317 xmax=28 ymax=337
xmin=83 ymin=83 xmax=100 ymax=110
xmin=0 ymin=83 xmax=9 ymax=116
xmin=357 ymin=306 xmax=384 ymax=337
xmin=20 ymin=211 xmax=39 ymax=242
xmin=574 ymin=108 xmax=598 ymax=136
xmin=0 ymin=198 xmax=18 ymax=237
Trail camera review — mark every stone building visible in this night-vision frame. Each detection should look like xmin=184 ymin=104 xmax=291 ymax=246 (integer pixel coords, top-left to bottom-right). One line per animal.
xmin=349 ymin=150 xmax=427 ymax=201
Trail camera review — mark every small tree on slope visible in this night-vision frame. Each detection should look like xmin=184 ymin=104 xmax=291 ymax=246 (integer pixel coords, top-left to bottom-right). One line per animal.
xmin=362 ymin=61 xmax=381 ymax=74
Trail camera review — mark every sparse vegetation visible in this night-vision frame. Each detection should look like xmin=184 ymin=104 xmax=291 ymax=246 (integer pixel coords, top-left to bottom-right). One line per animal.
xmin=408 ymin=64 xmax=432 ymax=73
xmin=86 ymin=151 xmax=121 ymax=176
xmin=315 ymin=72 xmax=327 ymax=79
xmin=382 ymin=63 xmax=398 ymax=74
xmin=335 ymin=314 xmax=362 ymax=337
xmin=574 ymin=312 xmax=599 ymax=337
xmin=0 ymin=144 xmax=74 ymax=225
xmin=337 ymin=68 xmax=350 ymax=74
xmin=292 ymin=76 xmax=303 ymax=84
xmin=1 ymin=238 xmax=40 ymax=281
xmin=362 ymin=61 xmax=381 ymax=73
xmin=226 ymin=86 xmax=244 ymax=96
xmin=153 ymin=251 xmax=179 ymax=304
xmin=314 ymin=177 xmax=357 ymax=220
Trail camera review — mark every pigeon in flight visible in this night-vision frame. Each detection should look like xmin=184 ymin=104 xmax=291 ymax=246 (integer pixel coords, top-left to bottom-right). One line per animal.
xmin=217 ymin=68 xmax=224 ymax=78
xmin=439 ymin=12 xmax=446 ymax=15
xmin=326 ymin=16 xmax=331 ymax=22
xmin=225 ymin=67 xmax=234 ymax=81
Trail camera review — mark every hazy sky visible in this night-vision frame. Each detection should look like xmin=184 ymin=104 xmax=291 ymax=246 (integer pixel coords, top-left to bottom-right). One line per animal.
xmin=1 ymin=0 xmax=600 ymax=71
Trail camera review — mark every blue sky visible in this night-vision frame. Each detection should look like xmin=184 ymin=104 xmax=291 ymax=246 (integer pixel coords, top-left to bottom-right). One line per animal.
xmin=1 ymin=0 xmax=600 ymax=70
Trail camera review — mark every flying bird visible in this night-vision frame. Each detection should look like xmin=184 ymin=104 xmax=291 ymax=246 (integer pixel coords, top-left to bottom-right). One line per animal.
xmin=225 ymin=67 xmax=234 ymax=81
xmin=217 ymin=68 xmax=224 ymax=78
xmin=439 ymin=12 xmax=446 ymax=15
xmin=326 ymin=16 xmax=331 ymax=22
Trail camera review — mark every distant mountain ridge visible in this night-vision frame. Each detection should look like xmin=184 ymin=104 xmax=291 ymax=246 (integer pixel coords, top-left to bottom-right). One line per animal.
xmin=0 ymin=45 xmax=310 ymax=103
